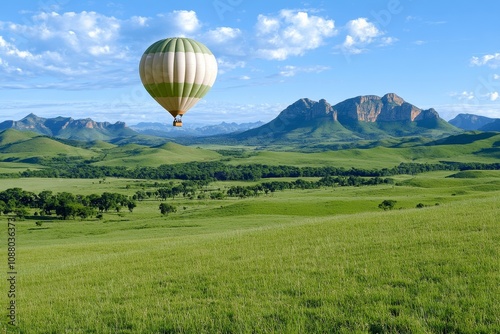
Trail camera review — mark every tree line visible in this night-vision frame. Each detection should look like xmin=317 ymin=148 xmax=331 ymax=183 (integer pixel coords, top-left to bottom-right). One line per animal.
xmin=0 ymin=175 xmax=396 ymax=220
xmin=0 ymin=188 xmax=135 ymax=220
xmin=226 ymin=175 xmax=394 ymax=198
xmin=18 ymin=161 xmax=500 ymax=181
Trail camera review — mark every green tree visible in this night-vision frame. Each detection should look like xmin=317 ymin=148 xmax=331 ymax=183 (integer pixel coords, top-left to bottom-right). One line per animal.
xmin=210 ymin=191 xmax=226 ymax=200
xmin=378 ymin=200 xmax=397 ymax=211
xmin=15 ymin=207 xmax=29 ymax=220
xmin=159 ymin=203 xmax=176 ymax=216
xmin=127 ymin=200 xmax=137 ymax=213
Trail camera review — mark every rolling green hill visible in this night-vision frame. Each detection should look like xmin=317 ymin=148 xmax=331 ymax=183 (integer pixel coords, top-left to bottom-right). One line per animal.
xmin=0 ymin=128 xmax=40 ymax=146
xmin=92 ymin=141 xmax=222 ymax=167
xmin=224 ymin=132 xmax=500 ymax=168
xmin=85 ymin=140 xmax=118 ymax=151
xmin=0 ymin=130 xmax=95 ymax=162
xmin=1 ymin=129 xmax=498 ymax=173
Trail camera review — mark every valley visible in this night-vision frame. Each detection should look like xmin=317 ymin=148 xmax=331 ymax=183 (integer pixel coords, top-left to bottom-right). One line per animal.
xmin=0 ymin=96 xmax=499 ymax=332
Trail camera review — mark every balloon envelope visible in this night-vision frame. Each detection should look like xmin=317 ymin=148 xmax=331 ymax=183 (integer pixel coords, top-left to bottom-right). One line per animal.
xmin=139 ymin=38 xmax=217 ymax=122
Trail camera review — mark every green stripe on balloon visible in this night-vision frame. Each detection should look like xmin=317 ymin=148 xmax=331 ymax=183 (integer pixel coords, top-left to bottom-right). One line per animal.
xmin=143 ymin=82 xmax=214 ymax=99
xmin=143 ymin=38 xmax=214 ymax=55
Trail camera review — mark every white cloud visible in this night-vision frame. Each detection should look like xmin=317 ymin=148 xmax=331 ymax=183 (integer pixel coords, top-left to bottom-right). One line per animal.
xmin=279 ymin=65 xmax=331 ymax=77
xmin=206 ymin=27 xmax=242 ymax=43
xmin=380 ymin=37 xmax=397 ymax=46
xmin=130 ymin=16 xmax=148 ymax=27
xmin=487 ymin=91 xmax=499 ymax=101
xmin=494 ymin=74 xmax=500 ymax=80
xmin=168 ymin=10 xmax=200 ymax=35
xmin=341 ymin=17 xmax=393 ymax=54
xmin=217 ymin=57 xmax=246 ymax=74
xmin=0 ymin=10 xmax=208 ymax=89
xmin=257 ymin=16 xmax=280 ymax=35
xmin=470 ymin=53 xmax=500 ymax=68
xmin=0 ymin=11 xmax=125 ymax=71
xmin=460 ymin=91 xmax=475 ymax=100
xmin=204 ymin=26 xmax=246 ymax=57
xmin=451 ymin=91 xmax=475 ymax=101
xmin=255 ymin=9 xmax=336 ymax=60
xmin=346 ymin=18 xmax=380 ymax=43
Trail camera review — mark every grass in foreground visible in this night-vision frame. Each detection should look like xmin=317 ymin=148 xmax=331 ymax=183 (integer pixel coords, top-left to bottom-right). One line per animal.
xmin=1 ymin=187 xmax=498 ymax=333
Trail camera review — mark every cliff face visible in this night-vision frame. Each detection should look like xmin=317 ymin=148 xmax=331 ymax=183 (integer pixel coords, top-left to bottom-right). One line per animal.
xmin=277 ymin=98 xmax=337 ymax=122
xmin=234 ymin=92 xmax=460 ymax=143
xmin=333 ymin=93 xmax=437 ymax=123
xmin=274 ymin=93 xmax=441 ymax=124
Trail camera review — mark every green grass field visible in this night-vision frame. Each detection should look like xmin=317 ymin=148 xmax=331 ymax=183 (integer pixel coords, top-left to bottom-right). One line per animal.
xmin=2 ymin=130 xmax=499 ymax=170
xmin=1 ymin=169 xmax=499 ymax=333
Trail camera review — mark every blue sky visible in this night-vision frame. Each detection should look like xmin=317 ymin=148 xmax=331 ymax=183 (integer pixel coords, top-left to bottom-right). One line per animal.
xmin=1 ymin=0 xmax=499 ymax=125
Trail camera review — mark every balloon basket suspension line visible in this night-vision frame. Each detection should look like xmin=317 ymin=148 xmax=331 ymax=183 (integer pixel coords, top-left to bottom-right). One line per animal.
xmin=173 ymin=116 xmax=183 ymax=127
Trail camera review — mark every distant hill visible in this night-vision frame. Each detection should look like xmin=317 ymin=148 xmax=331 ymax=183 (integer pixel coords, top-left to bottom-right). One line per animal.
xmin=0 ymin=128 xmax=40 ymax=146
xmin=449 ymin=113 xmax=498 ymax=130
xmin=0 ymin=128 xmax=221 ymax=166
xmin=0 ymin=129 xmax=95 ymax=162
xmin=0 ymin=114 xmax=266 ymax=142
xmin=0 ymin=113 xmax=138 ymax=141
xmin=479 ymin=119 xmax=500 ymax=131
xmin=130 ymin=121 xmax=264 ymax=137
xmin=232 ymin=93 xmax=460 ymax=145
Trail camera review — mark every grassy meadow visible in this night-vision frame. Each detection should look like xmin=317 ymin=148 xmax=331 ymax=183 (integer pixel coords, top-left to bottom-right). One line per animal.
xmin=1 ymin=167 xmax=499 ymax=332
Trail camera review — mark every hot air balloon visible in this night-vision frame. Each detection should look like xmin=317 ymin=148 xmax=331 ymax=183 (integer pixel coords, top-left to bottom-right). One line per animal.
xmin=139 ymin=37 xmax=218 ymax=127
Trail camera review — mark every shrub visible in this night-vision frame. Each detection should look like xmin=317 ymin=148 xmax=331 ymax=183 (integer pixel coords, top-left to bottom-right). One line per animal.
xmin=378 ymin=200 xmax=397 ymax=211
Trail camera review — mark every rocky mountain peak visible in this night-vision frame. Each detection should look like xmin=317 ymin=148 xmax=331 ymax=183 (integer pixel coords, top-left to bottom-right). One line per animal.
xmin=278 ymin=98 xmax=337 ymax=121
xmin=275 ymin=93 xmax=442 ymax=125
xmin=381 ymin=93 xmax=405 ymax=106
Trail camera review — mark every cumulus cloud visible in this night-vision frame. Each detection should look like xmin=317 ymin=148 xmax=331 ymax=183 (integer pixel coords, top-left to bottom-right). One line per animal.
xmin=255 ymin=9 xmax=336 ymax=60
xmin=0 ymin=9 xmax=214 ymax=89
xmin=487 ymin=91 xmax=499 ymax=101
xmin=206 ymin=27 xmax=241 ymax=43
xmin=0 ymin=10 xmax=134 ymax=88
xmin=340 ymin=17 xmax=394 ymax=54
xmin=204 ymin=27 xmax=246 ymax=56
xmin=12 ymin=11 xmax=121 ymax=56
xmin=470 ymin=53 xmax=500 ymax=68
xmin=167 ymin=10 xmax=200 ymax=35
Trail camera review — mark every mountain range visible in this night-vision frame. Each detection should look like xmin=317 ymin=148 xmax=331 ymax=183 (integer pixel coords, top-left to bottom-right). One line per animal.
xmin=230 ymin=93 xmax=461 ymax=146
xmin=448 ymin=113 xmax=500 ymax=131
xmin=1 ymin=93 xmax=498 ymax=146
xmin=0 ymin=113 xmax=136 ymax=141
xmin=130 ymin=121 xmax=265 ymax=137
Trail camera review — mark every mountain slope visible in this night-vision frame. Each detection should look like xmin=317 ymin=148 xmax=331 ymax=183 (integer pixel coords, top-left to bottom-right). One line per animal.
xmin=0 ymin=129 xmax=95 ymax=162
xmin=91 ymin=141 xmax=222 ymax=167
xmin=233 ymin=93 xmax=460 ymax=146
xmin=0 ymin=129 xmax=40 ymax=146
xmin=479 ymin=119 xmax=500 ymax=131
xmin=449 ymin=113 xmax=497 ymax=130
